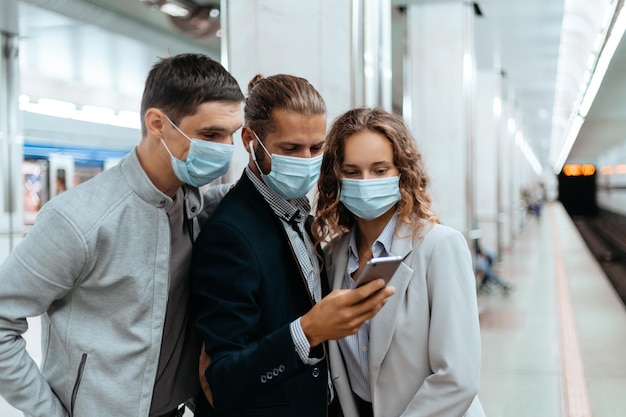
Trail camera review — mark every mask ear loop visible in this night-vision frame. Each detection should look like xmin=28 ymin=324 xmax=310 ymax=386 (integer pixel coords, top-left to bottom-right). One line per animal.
xmin=249 ymin=130 xmax=273 ymax=175
xmin=161 ymin=138 xmax=176 ymax=159
xmin=164 ymin=114 xmax=193 ymax=143
xmin=249 ymin=138 xmax=267 ymax=176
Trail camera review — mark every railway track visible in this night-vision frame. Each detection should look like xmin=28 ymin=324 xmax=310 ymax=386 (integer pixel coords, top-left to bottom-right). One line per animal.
xmin=572 ymin=214 xmax=626 ymax=307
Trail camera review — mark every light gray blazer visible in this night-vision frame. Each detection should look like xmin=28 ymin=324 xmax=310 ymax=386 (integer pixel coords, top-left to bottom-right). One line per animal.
xmin=326 ymin=221 xmax=486 ymax=417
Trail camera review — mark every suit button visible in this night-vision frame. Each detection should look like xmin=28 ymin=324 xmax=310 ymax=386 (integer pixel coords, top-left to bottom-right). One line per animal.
xmin=266 ymin=371 xmax=273 ymax=380
xmin=260 ymin=375 xmax=267 ymax=383
xmin=273 ymin=368 xmax=280 ymax=376
xmin=279 ymin=364 xmax=285 ymax=372
xmin=312 ymin=367 xmax=320 ymax=378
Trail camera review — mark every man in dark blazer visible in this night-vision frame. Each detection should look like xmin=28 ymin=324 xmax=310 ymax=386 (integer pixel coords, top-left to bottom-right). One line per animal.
xmin=191 ymin=74 xmax=394 ymax=417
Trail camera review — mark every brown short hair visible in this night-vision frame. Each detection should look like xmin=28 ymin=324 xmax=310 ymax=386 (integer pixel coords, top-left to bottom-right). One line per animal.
xmin=244 ymin=74 xmax=326 ymax=140
xmin=140 ymin=53 xmax=244 ymax=136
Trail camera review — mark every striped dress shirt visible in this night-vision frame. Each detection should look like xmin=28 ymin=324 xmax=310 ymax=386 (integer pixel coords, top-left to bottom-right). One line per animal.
xmin=339 ymin=212 xmax=399 ymax=402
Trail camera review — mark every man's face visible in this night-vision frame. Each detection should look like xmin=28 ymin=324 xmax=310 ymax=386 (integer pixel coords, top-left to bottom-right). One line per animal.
xmin=253 ymin=109 xmax=326 ymax=174
xmin=164 ymin=101 xmax=243 ymax=161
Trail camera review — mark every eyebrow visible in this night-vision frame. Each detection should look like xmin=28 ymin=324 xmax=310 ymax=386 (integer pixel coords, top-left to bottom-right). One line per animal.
xmin=199 ymin=123 xmax=243 ymax=133
xmin=280 ymin=139 xmax=326 ymax=147
xmin=342 ymin=161 xmax=392 ymax=167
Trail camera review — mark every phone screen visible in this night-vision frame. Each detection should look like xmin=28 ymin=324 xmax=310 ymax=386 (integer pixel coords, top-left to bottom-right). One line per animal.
xmin=354 ymin=255 xmax=403 ymax=287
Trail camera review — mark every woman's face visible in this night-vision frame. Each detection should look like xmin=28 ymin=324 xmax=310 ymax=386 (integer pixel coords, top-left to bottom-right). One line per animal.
xmin=340 ymin=130 xmax=399 ymax=180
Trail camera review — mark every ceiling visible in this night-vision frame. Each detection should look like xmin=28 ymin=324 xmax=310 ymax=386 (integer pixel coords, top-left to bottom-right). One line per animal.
xmin=573 ymin=5 xmax=626 ymax=163
xmin=17 ymin=0 xmax=220 ymax=113
xmin=473 ymin=0 xmax=565 ymax=171
xmin=14 ymin=0 xmax=626 ymax=173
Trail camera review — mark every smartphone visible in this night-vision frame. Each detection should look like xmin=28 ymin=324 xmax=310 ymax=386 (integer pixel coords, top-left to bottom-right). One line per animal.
xmin=354 ymin=255 xmax=403 ymax=287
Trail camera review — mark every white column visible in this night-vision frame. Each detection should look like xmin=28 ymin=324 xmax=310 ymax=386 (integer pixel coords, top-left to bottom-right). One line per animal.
xmin=499 ymin=101 xmax=515 ymax=249
xmin=405 ymin=1 xmax=475 ymax=235
xmin=363 ymin=0 xmax=392 ymax=110
xmin=0 ymin=0 xmax=23 ymax=261
xmin=512 ymin=128 xmax=525 ymax=237
xmin=474 ymin=71 xmax=501 ymax=252
xmin=221 ymin=0 xmax=392 ymax=178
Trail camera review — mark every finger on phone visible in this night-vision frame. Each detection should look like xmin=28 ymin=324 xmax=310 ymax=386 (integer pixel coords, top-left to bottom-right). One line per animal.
xmin=353 ymin=278 xmax=386 ymax=296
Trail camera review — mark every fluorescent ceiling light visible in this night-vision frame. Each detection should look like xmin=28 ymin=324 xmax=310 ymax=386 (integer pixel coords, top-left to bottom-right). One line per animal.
xmin=552 ymin=2 xmax=624 ymax=173
xmin=512 ymin=130 xmax=543 ymax=176
xmin=579 ymin=3 xmax=626 ymax=117
xmin=27 ymin=98 xmax=76 ymax=118
xmin=493 ymin=96 xmax=501 ymax=117
xmin=507 ymin=118 xmax=516 ymax=133
xmin=71 ymin=105 xmax=115 ymax=123
xmin=115 ymin=111 xmax=141 ymax=129
xmin=521 ymin=142 xmax=543 ymax=176
xmin=20 ymin=96 xmax=140 ymax=130
xmin=553 ymin=114 xmax=585 ymax=173
xmin=160 ymin=3 xmax=190 ymax=17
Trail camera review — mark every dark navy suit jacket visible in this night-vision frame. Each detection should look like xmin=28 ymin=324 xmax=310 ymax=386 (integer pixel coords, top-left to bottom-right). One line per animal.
xmin=191 ymin=172 xmax=330 ymax=417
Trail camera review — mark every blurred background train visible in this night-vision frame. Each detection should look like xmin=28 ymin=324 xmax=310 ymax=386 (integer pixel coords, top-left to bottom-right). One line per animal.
xmin=18 ymin=104 xmax=136 ymax=230
xmin=558 ymin=157 xmax=626 ymax=305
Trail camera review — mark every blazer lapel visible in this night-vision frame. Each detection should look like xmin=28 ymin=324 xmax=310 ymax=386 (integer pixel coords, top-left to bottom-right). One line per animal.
xmin=326 ymin=236 xmax=351 ymax=291
xmin=368 ymin=223 xmax=416 ymax=388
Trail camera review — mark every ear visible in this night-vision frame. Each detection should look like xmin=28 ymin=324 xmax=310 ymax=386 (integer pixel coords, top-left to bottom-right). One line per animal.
xmin=241 ymin=126 xmax=255 ymax=154
xmin=144 ymin=108 xmax=166 ymax=139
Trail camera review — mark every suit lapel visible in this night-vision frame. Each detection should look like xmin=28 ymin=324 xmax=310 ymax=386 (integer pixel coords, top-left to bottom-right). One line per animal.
xmin=368 ymin=223 xmax=416 ymax=387
xmin=327 ymin=236 xmax=351 ymax=291
xmin=326 ymin=224 xmax=418 ymax=394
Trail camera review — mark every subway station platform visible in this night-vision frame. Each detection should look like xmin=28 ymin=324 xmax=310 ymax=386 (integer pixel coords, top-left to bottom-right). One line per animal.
xmin=478 ymin=202 xmax=626 ymax=417
xmin=1 ymin=202 xmax=625 ymax=417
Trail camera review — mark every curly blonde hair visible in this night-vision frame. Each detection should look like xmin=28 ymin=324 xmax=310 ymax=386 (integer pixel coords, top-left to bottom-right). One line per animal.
xmin=313 ymin=108 xmax=439 ymax=246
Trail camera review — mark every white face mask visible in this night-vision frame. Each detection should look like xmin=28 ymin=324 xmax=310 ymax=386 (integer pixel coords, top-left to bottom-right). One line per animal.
xmin=340 ymin=176 xmax=401 ymax=220
xmin=162 ymin=116 xmax=234 ymax=187
xmin=249 ymin=131 xmax=323 ymax=200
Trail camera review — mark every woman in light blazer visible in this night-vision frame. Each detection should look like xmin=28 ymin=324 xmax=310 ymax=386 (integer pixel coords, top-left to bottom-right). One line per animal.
xmin=313 ymin=108 xmax=486 ymax=417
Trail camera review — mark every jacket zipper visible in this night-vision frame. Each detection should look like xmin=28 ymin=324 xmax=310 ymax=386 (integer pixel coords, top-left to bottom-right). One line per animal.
xmin=70 ymin=353 xmax=88 ymax=417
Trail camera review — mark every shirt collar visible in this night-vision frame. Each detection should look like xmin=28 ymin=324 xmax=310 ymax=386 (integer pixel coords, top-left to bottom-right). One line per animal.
xmin=348 ymin=211 xmax=399 ymax=263
xmin=245 ymin=166 xmax=310 ymax=223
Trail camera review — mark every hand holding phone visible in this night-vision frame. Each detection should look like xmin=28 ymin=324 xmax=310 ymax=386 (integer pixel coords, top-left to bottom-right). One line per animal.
xmin=354 ymin=255 xmax=403 ymax=287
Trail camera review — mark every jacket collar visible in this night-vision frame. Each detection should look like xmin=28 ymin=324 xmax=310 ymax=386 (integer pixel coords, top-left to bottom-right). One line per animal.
xmin=368 ymin=221 xmax=415 ymax=377
xmin=119 ymin=148 xmax=203 ymax=218
xmin=328 ymin=221 xmax=416 ymax=291
xmin=327 ymin=221 xmax=424 ymax=390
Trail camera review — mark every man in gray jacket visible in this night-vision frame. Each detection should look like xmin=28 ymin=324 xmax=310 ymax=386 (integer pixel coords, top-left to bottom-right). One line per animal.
xmin=0 ymin=53 xmax=244 ymax=417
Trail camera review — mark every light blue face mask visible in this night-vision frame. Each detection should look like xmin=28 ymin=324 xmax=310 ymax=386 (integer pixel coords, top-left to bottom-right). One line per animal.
xmin=249 ymin=131 xmax=323 ymax=200
xmin=161 ymin=116 xmax=234 ymax=188
xmin=340 ymin=176 xmax=401 ymax=220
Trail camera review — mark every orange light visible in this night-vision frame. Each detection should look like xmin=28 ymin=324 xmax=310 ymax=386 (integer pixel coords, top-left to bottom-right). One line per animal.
xmin=563 ymin=164 xmax=581 ymax=176
xmin=616 ymin=164 xmax=626 ymax=175
xmin=601 ymin=165 xmax=613 ymax=175
xmin=563 ymin=163 xmax=596 ymax=176
xmin=581 ymin=164 xmax=595 ymax=176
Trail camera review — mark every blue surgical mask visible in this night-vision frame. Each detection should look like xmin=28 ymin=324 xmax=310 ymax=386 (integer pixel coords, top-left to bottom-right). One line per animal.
xmin=161 ymin=116 xmax=234 ymax=188
xmin=249 ymin=131 xmax=323 ymax=200
xmin=340 ymin=176 xmax=401 ymax=220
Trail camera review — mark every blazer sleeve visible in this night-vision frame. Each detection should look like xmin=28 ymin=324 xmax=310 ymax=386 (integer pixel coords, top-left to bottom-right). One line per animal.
xmin=191 ymin=219 xmax=306 ymax=410
xmin=402 ymin=229 xmax=481 ymax=417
